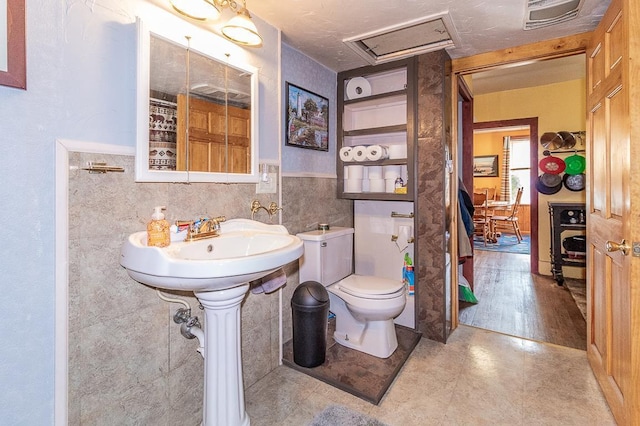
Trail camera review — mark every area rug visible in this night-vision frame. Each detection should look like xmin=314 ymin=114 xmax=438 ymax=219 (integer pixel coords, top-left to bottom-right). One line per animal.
xmin=308 ymin=404 xmax=388 ymax=426
xmin=564 ymin=278 xmax=587 ymax=320
xmin=474 ymin=234 xmax=530 ymax=255
xmin=283 ymin=319 xmax=422 ymax=405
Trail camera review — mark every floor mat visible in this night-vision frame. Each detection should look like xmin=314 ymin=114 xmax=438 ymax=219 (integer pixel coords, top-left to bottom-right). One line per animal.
xmin=282 ymin=320 xmax=422 ymax=405
xmin=308 ymin=404 xmax=388 ymax=426
xmin=564 ymin=278 xmax=587 ymax=320
xmin=474 ymin=234 xmax=530 ymax=255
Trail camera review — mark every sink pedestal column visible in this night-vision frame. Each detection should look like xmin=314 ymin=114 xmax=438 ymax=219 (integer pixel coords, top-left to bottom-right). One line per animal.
xmin=195 ymin=284 xmax=250 ymax=426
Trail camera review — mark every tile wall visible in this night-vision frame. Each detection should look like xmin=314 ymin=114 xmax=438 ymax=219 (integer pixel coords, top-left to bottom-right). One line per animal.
xmin=67 ymin=152 xmax=351 ymax=424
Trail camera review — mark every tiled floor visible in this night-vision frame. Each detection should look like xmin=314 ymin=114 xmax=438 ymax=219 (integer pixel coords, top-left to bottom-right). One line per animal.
xmin=245 ymin=325 xmax=615 ymax=425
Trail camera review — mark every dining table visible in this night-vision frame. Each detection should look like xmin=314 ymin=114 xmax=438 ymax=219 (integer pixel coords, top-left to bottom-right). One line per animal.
xmin=474 ymin=200 xmax=513 ymax=243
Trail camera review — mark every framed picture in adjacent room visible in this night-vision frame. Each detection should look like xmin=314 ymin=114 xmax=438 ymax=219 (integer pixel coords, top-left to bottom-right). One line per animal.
xmin=285 ymin=82 xmax=329 ymax=151
xmin=473 ymin=155 xmax=499 ymax=177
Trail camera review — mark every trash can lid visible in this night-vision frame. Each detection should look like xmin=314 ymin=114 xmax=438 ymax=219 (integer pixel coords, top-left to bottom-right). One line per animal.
xmin=292 ymin=281 xmax=329 ymax=306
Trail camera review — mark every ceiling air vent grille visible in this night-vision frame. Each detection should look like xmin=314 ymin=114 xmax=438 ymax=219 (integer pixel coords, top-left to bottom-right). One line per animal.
xmin=343 ymin=13 xmax=460 ymax=65
xmin=524 ymin=0 xmax=584 ymax=30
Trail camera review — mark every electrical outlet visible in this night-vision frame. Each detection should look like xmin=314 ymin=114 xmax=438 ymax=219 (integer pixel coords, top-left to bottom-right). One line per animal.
xmin=256 ymin=173 xmax=277 ymax=194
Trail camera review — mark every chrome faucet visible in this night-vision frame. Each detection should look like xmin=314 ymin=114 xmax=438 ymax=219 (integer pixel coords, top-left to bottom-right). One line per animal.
xmin=176 ymin=216 xmax=226 ymax=241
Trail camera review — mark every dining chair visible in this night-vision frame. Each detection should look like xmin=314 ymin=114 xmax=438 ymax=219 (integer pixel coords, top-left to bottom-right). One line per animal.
xmin=472 ymin=189 xmax=491 ymax=246
xmin=474 ymin=186 xmax=497 ymax=202
xmin=491 ymin=187 xmax=524 ymax=243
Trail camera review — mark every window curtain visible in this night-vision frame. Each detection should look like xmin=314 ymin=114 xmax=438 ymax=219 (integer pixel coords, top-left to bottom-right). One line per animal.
xmin=500 ymin=136 xmax=511 ymax=201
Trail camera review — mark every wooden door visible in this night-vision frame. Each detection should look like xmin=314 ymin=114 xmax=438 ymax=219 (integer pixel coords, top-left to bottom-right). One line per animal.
xmin=586 ymin=0 xmax=640 ymax=423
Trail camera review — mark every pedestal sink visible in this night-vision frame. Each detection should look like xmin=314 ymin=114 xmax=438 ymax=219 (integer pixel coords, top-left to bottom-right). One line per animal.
xmin=120 ymin=219 xmax=304 ymax=426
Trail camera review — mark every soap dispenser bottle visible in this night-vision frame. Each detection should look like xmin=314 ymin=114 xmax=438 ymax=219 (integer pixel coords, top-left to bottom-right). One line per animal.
xmin=147 ymin=206 xmax=170 ymax=247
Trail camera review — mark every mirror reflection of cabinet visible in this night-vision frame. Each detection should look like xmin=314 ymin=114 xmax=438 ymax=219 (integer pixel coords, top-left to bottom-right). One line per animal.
xmin=136 ymin=17 xmax=259 ymax=183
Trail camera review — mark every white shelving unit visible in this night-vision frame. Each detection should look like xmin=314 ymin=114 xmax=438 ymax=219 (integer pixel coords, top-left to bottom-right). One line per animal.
xmin=337 ymin=58 xmax=416 ymax=201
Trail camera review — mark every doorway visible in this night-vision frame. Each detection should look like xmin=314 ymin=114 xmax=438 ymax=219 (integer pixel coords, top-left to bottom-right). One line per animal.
xmin=455 ymin=55 xmax=588 ymax=349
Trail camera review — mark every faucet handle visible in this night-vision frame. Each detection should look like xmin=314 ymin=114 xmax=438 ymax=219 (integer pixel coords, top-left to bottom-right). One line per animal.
xmin=268 ymin=202 xmax=283 ymax=216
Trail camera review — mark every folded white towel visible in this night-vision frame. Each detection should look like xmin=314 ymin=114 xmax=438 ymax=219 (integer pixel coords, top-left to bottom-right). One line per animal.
xmin=250 ymin=268 xmax=287 ymax=294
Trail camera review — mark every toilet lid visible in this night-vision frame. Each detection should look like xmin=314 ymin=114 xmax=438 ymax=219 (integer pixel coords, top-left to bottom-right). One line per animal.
xmin=338 ymin=275 xmax=405 ymax=299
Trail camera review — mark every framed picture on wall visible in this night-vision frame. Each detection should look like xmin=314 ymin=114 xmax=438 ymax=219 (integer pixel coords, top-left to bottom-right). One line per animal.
xmin=0 ymin=0 xmax=26 ymax=89
xmin=285 ymin=82 xmax=329 ymax=151
xmin=473 ymin=155 xmax=499 ymax=177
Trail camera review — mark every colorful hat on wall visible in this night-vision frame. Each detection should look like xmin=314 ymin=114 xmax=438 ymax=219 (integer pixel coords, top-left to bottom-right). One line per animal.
xmin=539 ymin=156 xmax=566 ymax=174
xmin=563 ymin=173 xmax=586 ymax=191
xmin=536 ymin=173 xmax=563 ymax=195
xmin=564 ymin=154 xmax=586 ymax=175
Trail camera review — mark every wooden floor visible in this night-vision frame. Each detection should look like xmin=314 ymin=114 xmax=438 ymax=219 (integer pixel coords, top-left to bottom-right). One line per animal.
xmin=459 ymin=250 xmax=587 ymax=350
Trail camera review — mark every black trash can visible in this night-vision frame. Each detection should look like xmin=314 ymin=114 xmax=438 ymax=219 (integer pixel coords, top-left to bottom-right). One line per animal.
xmin=291 ymin=281 xmax=329 ymax=368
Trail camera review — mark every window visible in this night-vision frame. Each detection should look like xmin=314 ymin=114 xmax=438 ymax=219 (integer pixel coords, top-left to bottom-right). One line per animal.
xmin=510 ymin=137 xmax=531 ymax=204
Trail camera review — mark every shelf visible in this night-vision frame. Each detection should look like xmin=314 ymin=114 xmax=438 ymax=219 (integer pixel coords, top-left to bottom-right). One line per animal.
xmin=559 ymin=224 xmax=586 ymax=229
xmin=549 ymin=202 xmax=587 ymax=284
xmin=560 ymin=256 xmax=586 ymax=265
xmin=344 ymin=90 xmax=407 ymax=106
xmin=337 ymin=57 xmax=416 ymax=202
xmin=341 ymin=192 xmax=413 ymax=201
xmin=340 ymin=158 xmax=407 ymax=166
xmin=344 ymin=124 xmax=407 ymax=137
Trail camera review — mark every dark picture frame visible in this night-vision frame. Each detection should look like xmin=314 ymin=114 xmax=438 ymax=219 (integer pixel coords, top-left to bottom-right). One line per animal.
xmin=473 ymin=155 xmax=499 ymax=177
xmin=0 ymin=0 xmax=26 ymax=89
xmin=285 ymin=82 xmax=329 ymax=151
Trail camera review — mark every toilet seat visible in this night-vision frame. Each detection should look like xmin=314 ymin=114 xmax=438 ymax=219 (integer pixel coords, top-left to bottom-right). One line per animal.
xmin=336 ymin=275 xmax=405 ymax=300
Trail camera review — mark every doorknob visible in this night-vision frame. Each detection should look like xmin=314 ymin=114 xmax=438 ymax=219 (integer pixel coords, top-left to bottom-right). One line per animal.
xmin=605 ymin=239 xmax=631 ymax=255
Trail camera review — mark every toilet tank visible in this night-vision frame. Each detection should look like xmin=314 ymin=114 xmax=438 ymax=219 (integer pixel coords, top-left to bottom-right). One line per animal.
xmin=297 ymin=227 xmax=354 ymax=286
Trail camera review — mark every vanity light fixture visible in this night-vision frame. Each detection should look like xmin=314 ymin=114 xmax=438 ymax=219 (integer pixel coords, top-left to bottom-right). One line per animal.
xmin=169 ymin=0 xmax=263 ymax=47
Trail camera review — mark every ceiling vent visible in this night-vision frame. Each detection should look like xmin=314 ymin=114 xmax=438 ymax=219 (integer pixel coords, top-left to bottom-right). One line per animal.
xmin=343 ymin=13 xmax=461 ymax=65
xmin=524 ymin=0 xmax=584 ymax=30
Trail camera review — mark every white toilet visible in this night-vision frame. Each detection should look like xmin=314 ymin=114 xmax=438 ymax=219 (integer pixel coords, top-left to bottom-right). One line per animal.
xmin=297 ymin=227 xmax=406 ymax=358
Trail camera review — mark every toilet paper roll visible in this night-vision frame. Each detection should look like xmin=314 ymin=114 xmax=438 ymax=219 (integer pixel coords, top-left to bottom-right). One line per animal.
xmin=346 ymin=165 xmax=364 ymax=179
xmin=366 ymin=145 xmax=389 ymax=161
xmin=344 ymin=178 xmax=363 ymax=193
xmin=339 ymin=146 xmax=354 ymax=162
xmin=383 ymin=165 xmax=402 ymax=179
xmin=385 ymin=178 xmax=396 ymax=193
xmin=388 ymin=144 xmax=408 ymax=159
xmin=367 ymin=165 xmax=383 ymax=179
xmin=346 ymin=77 xmax=372 ymax=99
xmin=369 ymin=178 xmax=385 ymax=193
xmin=352 ymin=145 xmax=368 ymax=162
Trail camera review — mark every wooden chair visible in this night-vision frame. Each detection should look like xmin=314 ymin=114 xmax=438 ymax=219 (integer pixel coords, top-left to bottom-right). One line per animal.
xmin=472 ymin=189 xmax=491 ymax=246
xmin=491 ymin=187 xmax=524 ymax=243
xmin=474 ymin=186 xmax=497 ymax=202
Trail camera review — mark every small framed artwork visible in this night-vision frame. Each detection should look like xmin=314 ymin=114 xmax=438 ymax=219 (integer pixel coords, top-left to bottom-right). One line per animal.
xmin=473 ymin=155 xmax=499 ymax=177
xmin=0 ymin=0 xmax=26 ymax=89
xmin=285 ymin=82 xmax=329 ymax=151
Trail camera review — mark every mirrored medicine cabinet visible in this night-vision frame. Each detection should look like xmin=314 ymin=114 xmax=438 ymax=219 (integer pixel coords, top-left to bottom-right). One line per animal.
xmin=135 ymin=17 xmax=259 ymax=183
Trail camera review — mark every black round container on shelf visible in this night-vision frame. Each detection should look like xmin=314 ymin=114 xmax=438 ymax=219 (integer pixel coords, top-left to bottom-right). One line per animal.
xmin=291 ymin=281 xmax=330 ymax=368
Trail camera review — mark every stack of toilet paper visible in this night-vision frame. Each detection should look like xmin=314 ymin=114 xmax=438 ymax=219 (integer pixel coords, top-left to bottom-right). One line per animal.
xmin=339 ymin=145 xmax=391 ymax=162
xmin=367 ymin=165 xmax=385 ymax=192
xmin=383 ymin=165 xmax=402 ymax=193
xmin=344 ymin=164 xmax=408 ymax=193
xmin=344 ymin=165 xmax=364 ymax=192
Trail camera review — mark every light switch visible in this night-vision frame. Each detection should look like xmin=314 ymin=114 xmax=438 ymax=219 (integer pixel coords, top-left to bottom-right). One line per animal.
xmin=256 ymin=173 xmax=277 ymax=194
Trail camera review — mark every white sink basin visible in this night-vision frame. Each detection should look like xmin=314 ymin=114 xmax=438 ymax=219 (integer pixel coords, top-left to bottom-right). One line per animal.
xmin=120 ymin=218 xmax=304 ymax=292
